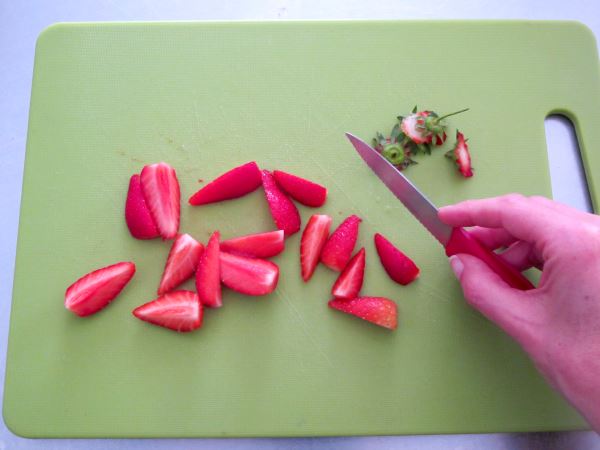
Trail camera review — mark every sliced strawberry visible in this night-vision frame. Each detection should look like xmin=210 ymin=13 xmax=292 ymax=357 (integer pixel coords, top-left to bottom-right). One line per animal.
xmin=328 ymin=297 xmax=397 ymax=330
xmin=220 ymin=230 xmax=284 ymax=258
xmin=158 ymin=234 xmax=204 ymax=295
xmin=453 ymin=131 xmax=473 ymax=178
xmin=272 ymin=170 xmax=327 ymax=207
xmin=300 ymin=214 xmax=332 ymax=281
xmin=132 ymin=290 xmax=202 ymax=332
xmin=374 ymin=233 xmax=420 ymax=285
xmin=331 ymin=248 xmax=365 ymax=299
xmin=188 ymin=161 xmax=262 ymax=205
xmin=140 ymin=162 xmax=180 ymax=239
xmin=65 ymin=262 xmax=136 ymax=317
xmin=125 ymin=174 xmax=160 ymax=239
xmin=320 ymin=215 xmax=362 ymax=271
xmin=220 ymin=252 xmax=279 ymax=296
xmin=196 ymin=231 xmax=222 ymax=308
xmin=261 ymin=170 xmax=301 ymax=236
xmin=434 ymin=131 xmax=447 ymax=146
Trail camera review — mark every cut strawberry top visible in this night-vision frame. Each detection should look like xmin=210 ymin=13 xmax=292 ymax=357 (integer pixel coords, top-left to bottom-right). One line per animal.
xmin=320 ymin=215 xmax=362 ymax=272
xmin=65 ymin=262 xmax=136 ymax=317
xmin=158 ymin=234 xmax=204 ymax=295
xmin=454 ymin=131 xmax=473 ymax=178
xmin=329 ymin=297 xmax=398 ymax=330
xmin=374 ymin=233 xmax=420 ymax=285
xmin=261 ymin=170 xmax=301 ymax=236
xmin=140 ymin=162 xmax=180 ymax=240
xmin=272 ymin=170 xmax=327 ymax=207
xmin=401 ymin=113 xmax=430 ymax=145
xmin=300 ymin=214 xmax=332 ymax=281
xmin=220 ymin=230 xmax=285 ymax=259
xmin=331 ymin=248 xmax=365 ymax=299
xmin=196 ymin=231 xmax=222 ymax=308
xmin=220 ymin=252 xmax=279 ymax=296
xmin=188 ymin=161 xmax=262 ymax=205
xmin=132 ymin=290 xmax=203 ymax=332
xmin=125 ymin=174 xmax=160 ymax=240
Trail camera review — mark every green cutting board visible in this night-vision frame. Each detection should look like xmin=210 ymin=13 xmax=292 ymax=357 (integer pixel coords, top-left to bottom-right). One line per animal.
xmin=5 ymin=21 xmax=600 ymax=438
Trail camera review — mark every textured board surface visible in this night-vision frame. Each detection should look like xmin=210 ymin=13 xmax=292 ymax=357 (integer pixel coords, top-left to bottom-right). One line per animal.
xmin=4 ymin=21 xmax=600 ymax=437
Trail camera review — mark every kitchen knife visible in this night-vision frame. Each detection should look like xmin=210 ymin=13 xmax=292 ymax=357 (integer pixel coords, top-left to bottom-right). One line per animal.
xmin=345 ymin=132 xmax=535 ymax=291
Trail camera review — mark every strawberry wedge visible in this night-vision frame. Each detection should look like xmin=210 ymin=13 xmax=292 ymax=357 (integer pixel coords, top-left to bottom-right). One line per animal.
xmin=329 ymin=297 xmax=398 ymax=330
xmin=65 ymin=262 xmax=136 ymax=317
xmin=125 ymin=174 xmax=160 ymax=239
xmin=158 ymin=234 xmax=204 ymax=295
xmin=133 ymin=290 xmax=203 ymax=332
xmin=272 ymin=170 xmax=327 ymax=207
xmin=196 ymin=231 xmax=222 ymax=308
xmin=220 ymin=252 xmax=279 ymax=296
xmin=140 ymin=162 xmax=181 ymax=240
xmin=300 ymin=214 xmax=332 ymax=281
xmin=220 ymin=230 xmax=285 ymax=258
xmin=188 ymin=161 xmax=262 ymax=205
xmin=320 ymin=215 xmax=362 ymax=271
xmin=374 ymin=233 xmax=419 ymax=285
xmin=331 ymin=248 xmax=365 ymax=299
xmin=261 ymin=170 xmax=301 ymax=236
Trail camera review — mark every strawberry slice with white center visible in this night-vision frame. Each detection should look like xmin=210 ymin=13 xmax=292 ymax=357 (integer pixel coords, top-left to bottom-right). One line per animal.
xmin=331 ymin=248 xmax=365 ymax=299
xmin=300 ymin=214 xmax=332 ymax=281
xmin=196 ymin=231 xmax=222 ymax=308
xmin=188 ymin=161 xmax=262 ymax=205
xmin=220 ymin=252 xmax=279 ymax=296
xmin=328 ymin=296 xmax=398 ymax=330
xmin=140 ymin=162 xmax=180 ymax=240
xmin=220 ymin=230 xmax=285 ymax=259
xmin=400 ymin=113 xmax=430 ymax=145
xmin=132 ymin=290 xmax=203 ymax=332
xmin=125 ymin=174 xmax=160 ymax=239
xmin=453 ymin=131 xmax=473 ymax=178
xmin=65 ymin=262 xmax=136 ymax=317
xmin=158 ymin=234 xmax=204 ymax=295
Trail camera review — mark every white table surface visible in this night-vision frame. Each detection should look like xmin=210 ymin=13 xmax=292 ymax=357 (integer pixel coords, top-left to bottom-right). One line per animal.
xmin=1 ymin=1 xmax=599 ymax=448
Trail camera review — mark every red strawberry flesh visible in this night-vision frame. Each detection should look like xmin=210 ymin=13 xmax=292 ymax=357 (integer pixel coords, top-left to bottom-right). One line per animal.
xmin=331 ymin=248 xmax=365 ymax=299
xmin=132 ymin=290 xmax=202 ymax=332
xmin=272 ymin=170 xmax=327 ymax=207
xmin=300 ymin=214 xmax=332 ymax=281
xmin=65 ymin=262 xmax=136 ymax=317
xmin=328 ymin=297 xmax=398 ymax=330
xmin=188 ymin=161 xmax=262 ymax=205
xmin=320 ymin=215 xmax=362 ymax=271
xmin=196 ymin=231 xmax=222 ymax=308
xmin=220 ymin=230 xmax=285 ymax=258
xmin=125 ymin=174 xmax=160 ymax=239
xmin=454 ymin=131 xmax=473 ymax=178
xmin=140 ymin=162 xmax=180 ymax=239
xmin=374 ymin=233 xmax=420 ymax=285
xmin=220 ymin=252 xmax=279 ymax=296
xmin=158 ymin=234 xmax=204 ymax=295
xmin=261 ymin=170 xmax=301 ymax=236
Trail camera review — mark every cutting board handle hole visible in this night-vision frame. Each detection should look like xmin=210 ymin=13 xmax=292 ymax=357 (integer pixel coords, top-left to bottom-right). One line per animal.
xmin=544 ymin=114 xmax=592 ymax=212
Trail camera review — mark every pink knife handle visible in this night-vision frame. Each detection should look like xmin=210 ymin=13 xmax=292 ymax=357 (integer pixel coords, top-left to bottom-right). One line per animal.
xmin=445 ymin=228 xmax=535 ymax=291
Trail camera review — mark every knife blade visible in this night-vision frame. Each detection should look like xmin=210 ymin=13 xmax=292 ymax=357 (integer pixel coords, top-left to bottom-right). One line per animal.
xmin=345 ymin=132 xmax=535 ymax=291
xmin=345 ymin=132 xmax=453 ymax=246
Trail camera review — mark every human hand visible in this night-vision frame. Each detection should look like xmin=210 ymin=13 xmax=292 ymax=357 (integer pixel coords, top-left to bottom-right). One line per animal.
xmin=439 ymin=194 xmax=600 ymax=432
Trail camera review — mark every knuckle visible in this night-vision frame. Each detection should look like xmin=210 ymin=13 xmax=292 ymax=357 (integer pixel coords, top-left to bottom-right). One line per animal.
xmin=502 ymin=193 xmax=527 ymax=207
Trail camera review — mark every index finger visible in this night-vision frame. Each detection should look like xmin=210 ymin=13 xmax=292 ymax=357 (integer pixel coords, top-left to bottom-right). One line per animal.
xmin=438 ymin=194 xmax=559 ymax=244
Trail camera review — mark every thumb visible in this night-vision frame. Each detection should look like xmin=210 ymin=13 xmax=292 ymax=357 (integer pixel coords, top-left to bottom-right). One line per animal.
xmin=449 ymin=254 xmax=543 ymax=347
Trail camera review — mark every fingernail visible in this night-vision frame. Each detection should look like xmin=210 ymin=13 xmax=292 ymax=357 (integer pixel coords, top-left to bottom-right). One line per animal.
xmin=449 ymin=255 xmax=464 ymax=279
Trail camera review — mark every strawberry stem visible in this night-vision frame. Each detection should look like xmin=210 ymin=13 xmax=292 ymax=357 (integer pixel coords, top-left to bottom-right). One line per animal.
xmin=436 ymin=108 xmax=469 ymax=122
